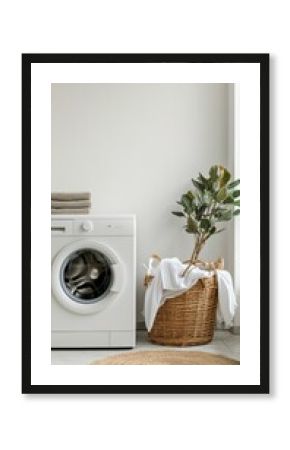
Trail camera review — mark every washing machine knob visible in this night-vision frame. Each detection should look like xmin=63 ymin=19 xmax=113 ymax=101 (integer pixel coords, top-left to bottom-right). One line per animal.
xmin=81 ymin=221 xmax=93 ymax=232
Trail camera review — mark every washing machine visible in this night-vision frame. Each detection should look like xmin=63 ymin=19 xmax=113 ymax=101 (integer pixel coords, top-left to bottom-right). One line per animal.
xmin=51 ymin=215 xmax=136 ymax=348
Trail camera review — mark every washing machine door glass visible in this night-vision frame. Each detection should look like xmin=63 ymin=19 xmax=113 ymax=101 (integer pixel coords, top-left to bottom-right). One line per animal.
xmin=61 ymin=249 xmax=112 ymax=303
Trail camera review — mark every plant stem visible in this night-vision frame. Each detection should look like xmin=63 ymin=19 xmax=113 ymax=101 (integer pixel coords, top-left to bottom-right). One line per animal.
xmin=194 ymin=238 xmax=205 ymax=260
xmin=192 ymin=195 xmax=216 ymax=260
xmin=191 ymin=234 xmax=207 ymax=261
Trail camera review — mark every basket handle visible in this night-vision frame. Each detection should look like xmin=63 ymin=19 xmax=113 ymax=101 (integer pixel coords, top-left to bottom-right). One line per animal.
xmin=144 ymin=257 xmax=224 ymax=286
xmin=181 ymin=258 xmax=224 ymax=277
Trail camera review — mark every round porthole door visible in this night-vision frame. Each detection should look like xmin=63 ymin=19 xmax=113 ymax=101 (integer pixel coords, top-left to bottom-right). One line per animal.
xmin=52 ymin=240 xmax=125 ymax=314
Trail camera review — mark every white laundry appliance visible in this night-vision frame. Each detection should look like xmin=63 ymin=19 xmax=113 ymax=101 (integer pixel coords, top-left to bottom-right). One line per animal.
xmin=51 ymin=215 xmax=136 ymax=348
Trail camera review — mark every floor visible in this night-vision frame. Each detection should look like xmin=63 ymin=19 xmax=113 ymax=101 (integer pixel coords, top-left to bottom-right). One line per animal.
xmin=51 ymin=330 xmax=240 ymax=365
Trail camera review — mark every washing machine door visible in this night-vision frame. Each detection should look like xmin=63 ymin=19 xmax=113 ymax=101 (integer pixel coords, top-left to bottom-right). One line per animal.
xmin=52 ymin=239 xmax=125 ymax=314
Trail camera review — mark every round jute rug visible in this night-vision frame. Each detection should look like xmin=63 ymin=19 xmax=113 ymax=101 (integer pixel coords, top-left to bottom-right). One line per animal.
xmin=90 ymin=350 xmax=239 ymax=365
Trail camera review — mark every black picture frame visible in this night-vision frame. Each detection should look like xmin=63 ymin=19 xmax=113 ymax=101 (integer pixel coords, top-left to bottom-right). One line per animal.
xmin=22 ymin=53 xmax=269 ymax=394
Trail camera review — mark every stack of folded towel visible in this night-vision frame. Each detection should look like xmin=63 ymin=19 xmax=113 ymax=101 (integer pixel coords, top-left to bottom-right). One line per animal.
xmin=51 ymin=192 xmax=91 ymax=215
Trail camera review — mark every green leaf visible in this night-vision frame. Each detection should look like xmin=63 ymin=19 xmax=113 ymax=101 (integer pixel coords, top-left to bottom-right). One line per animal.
xmin=209 ymin=165 xmax=219 ymax=182
xmin=214 ymin=228 xmax=225 ymax=234
xmin=228 ymin=179 xmax=240 ymax=189
xmin=223 ymin=195 xmax=235 ymax=204
xmin=201 ymin=191 xmax=211 ymax=206
xmin=200 ymin=218 xmax=211 ymax=231
xmin=186 ymin=190 xmax=194 ymax=201
xmin=195 ymin=204 xmax=207 ymax=220
xmin=217 ymin=210 xmax=232 ymax=221
xmin=216 ymin=187 xmax=228 ymax=202
xmin=192 ymin=178 xmax=205 ymax=191
xmin=186 ymin=217 xmax=198 ymax=234
xmin=234 ymin=200 xmax=240 ymax=207
xmin=233 ymin=190 xmax=240 ymax=198
xmin=181 ymin=194 xmax=190 ymax=206
xmin=181 ymin=194 xmax=192 ymax=214
xmin=172 ymin=211 xmax=184 ymax=217
xmin=220 ymin=168 xmax=231 ymax=187
xmin=213 ymin=206 xmax=228 ymax=213
xmin=213 ymin=207 xmax=227 ymax=220
xmin=198 ymin=173 xmax=210 ymax=188
xmin=233 ymin=209 xmax=240 ymax=216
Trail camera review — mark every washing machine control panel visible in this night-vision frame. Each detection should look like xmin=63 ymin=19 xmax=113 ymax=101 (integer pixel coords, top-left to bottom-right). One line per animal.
xmin=71 ymin=217 xmax=135 ymax=236
xmin=81 ymin=220 xmax=93 ymax=232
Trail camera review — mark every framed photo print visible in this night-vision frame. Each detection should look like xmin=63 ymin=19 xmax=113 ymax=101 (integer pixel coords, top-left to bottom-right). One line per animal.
xmin=22 ymin=53 xmax=269 ymax=394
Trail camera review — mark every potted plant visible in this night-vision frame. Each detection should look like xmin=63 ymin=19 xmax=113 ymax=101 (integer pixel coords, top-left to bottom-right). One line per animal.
xmin=147 ymin=165 xmax=240 ymax=346
xmin=172 ymin=165 xmax=240 ymax=269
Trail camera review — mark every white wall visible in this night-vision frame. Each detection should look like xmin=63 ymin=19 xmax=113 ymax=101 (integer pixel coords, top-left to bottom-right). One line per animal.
xmin=51 ymin=83 xmax=234 ymax=324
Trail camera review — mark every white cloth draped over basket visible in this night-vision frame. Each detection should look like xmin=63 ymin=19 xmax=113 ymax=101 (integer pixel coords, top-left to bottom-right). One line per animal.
xmin=143 ymin=257 xmax=237 ymax=332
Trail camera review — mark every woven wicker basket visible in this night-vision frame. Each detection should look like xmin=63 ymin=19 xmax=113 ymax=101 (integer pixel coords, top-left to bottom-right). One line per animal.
xmin=146 ymin=258 xmax=224 ymax=346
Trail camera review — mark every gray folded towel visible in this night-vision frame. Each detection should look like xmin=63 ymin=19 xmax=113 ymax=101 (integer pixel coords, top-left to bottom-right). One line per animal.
xmin=51 ymin=200 xmax=91 ymax=209
xmin=51 ymin=192 xmax=91 ymax=201
xmin=51 ymin=208 xmax=90 ymax=215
